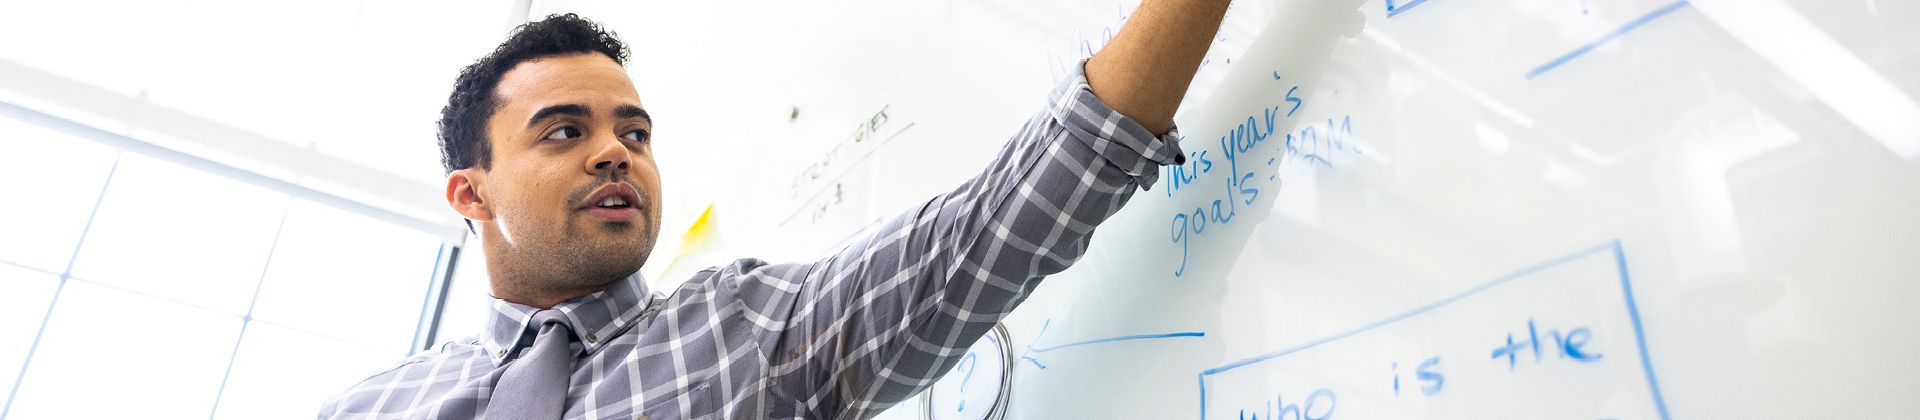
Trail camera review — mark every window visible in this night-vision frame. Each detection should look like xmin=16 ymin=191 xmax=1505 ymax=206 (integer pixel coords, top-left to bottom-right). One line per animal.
xmin=0 ymin=117 xmax=117 ymax=274
xmin=0 ymin=265 xmax=57 ymax=405
xmin=0 ymin=117 xmax=454 ymax=418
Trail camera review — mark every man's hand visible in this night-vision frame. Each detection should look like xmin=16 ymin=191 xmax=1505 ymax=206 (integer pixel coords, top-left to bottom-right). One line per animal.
xmin=1085 ymin=0 xmax=1235 ymax=135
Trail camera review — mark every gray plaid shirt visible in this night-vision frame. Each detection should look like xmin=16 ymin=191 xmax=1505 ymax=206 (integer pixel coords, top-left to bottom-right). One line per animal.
xmin=319 ymin=63 xmax=1184 ymax=420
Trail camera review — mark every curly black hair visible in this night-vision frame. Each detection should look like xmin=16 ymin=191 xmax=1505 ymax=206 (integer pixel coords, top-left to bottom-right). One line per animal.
xmin=438 ymin=13 xmax=631 ymax=174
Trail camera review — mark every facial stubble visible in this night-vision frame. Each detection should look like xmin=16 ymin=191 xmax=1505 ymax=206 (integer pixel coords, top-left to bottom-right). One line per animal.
xmin=547 ymin=175 xmax=658 ymax=290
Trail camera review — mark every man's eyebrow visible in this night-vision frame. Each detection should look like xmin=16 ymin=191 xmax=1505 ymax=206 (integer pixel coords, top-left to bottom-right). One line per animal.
xmin=616 ymin=105 xmax=651 ymax=124
xmin=526 ymin=104 xmax=591 ymax=128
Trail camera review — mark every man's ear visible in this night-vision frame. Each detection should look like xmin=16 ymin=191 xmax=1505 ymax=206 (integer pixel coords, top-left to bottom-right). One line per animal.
xmin=447 ymin=168 xmax=495 ymax=223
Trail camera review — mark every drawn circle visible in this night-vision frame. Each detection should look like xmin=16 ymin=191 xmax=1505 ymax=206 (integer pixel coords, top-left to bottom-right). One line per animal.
xmin=923 ymin=323 xmax=1012 ymax=420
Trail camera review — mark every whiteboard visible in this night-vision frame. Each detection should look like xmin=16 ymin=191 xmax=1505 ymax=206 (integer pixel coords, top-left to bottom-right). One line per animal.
xmin=640 ymin=0 xmax=1920 ymax=418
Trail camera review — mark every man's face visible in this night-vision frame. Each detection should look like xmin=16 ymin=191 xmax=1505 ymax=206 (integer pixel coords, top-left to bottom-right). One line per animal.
xmin=470 ymin=52 xmax=662 ymax=294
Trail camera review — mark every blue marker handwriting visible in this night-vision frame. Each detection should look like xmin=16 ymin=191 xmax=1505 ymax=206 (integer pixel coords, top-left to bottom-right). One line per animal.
xmin=1161 ymin=71 xmax=1363 ymax=276
xmin=1490 ymin=318 xmax=1605 ymax=370
xmin=1163 ymin=138 xmax=1213 ymax=196
xmin=1023 ymin=319 xmax=1205 ymax=368
xmin=1283 ymin=116 xmax=1359 ymax=168
xmin=1385 ymin=0 xmax=1432 ymax=17
xmin=954 ymin=352 xmax=977 ymax=412
xmin=1526 ymin=1 xmax=1691 ymax=80
xmin=1391 ymin=357 xmax=1446 ymax=397
xmin=1196 ymin=242 xmax=1664 ymax=420
xmin=1168 ymin=102 xmax=1290 ymax=276
xmin=1236 ymin=388 xmax=1336 ymax=420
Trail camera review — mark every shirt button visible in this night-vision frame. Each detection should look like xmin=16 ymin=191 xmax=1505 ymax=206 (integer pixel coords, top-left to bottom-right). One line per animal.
xmin=634 ymin=416 xmax=649 ymax=420
xmin=585 ymin=334 xmax=598 ymax=344
xmin=496 ymin=349 xmax=508 ymax=358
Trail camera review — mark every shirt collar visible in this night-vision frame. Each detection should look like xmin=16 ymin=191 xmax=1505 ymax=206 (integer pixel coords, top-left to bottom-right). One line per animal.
xmin=482 ymin=272 xmax=654 ymax=364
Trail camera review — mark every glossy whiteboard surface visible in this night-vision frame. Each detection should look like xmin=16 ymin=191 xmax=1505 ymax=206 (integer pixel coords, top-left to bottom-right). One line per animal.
xmin=660 ymin=0 xmax=1920 ymax=418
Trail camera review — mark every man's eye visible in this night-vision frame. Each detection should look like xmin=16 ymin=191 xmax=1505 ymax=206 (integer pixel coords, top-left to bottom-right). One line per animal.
xmin=546 ymin=126 xmax=581 ymax=140
xmin=623 ymin=130 xmax=648 ymax=142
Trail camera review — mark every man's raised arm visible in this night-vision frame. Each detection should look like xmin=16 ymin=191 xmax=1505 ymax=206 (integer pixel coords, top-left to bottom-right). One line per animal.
xmin=1087 ymin=0 xmax=1235 ymax=135
xmin=715 ymin=1 xmax=1237 ymax=418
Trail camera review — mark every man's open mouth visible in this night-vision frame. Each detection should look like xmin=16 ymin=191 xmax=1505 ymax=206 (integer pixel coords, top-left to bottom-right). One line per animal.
xmin=596 ymin=195 xmax=631 ymax=209
xmin=580 ymin=182 xmax=642 ymax=220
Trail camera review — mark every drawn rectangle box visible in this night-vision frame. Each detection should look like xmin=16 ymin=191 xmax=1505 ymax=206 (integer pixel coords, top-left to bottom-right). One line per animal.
xmin=1198 ymin=241 xmax=1668 ymax=420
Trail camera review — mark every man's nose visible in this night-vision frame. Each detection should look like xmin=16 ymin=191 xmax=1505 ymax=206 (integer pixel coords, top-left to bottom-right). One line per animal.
xmin=585 ymin=133 xmax=630 ymax=175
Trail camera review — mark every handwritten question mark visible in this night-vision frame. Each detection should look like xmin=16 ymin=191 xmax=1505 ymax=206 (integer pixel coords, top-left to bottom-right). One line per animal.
xmin=955 ymin=352 xmax=978 ymax=412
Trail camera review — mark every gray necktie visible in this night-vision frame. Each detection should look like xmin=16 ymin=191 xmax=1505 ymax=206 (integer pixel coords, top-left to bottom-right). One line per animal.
xmin=485 ymin=309 xmax=576 ymax=419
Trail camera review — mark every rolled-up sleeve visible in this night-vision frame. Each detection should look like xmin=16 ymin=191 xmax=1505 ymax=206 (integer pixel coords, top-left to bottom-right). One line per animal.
xmin=740 ymin=60 xmax=1185 ymax=419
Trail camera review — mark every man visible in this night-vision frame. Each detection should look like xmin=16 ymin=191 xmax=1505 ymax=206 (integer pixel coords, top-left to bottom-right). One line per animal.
xmin=322 ymin=1 xmax=1227 ymax=418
